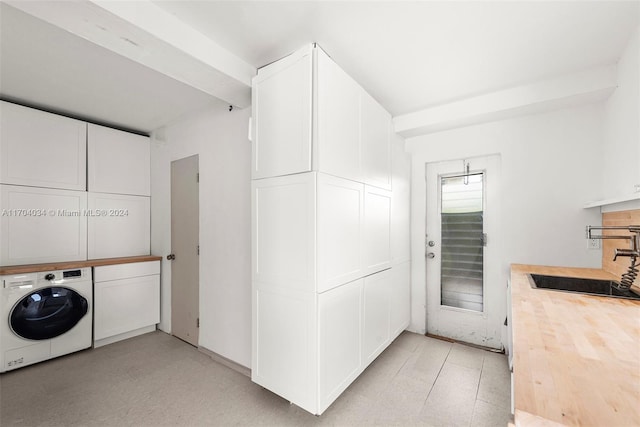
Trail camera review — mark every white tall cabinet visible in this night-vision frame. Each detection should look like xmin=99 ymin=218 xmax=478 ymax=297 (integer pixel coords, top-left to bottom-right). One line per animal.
xmin=87 ymin=124 xmax=151 ymax=259
xmin=251 ymin=44 xmax=410 ymax=415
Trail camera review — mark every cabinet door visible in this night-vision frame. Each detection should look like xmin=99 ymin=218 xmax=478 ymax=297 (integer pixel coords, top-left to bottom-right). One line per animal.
xmin=252 ymin=46 xmax=312 ymax=179
xmin=0 ymin=185 xmax=87 ymax=266
xmin=88 ymin=124 xmax=150 ymax=196
xmin=360 ymin=92 xmax=391 ymax=190
xmin=363 ymin=269 xmax=391 ymax=366
xmin=318 ymin=279 xmax=363 ymax=414
xmin=94 ymin=273 xmax=160 ymax=340
xmin=252 ymin=173 xmax=316 ymax=292
xmin=316 ymin=48 xmax=361 ymax=181
xmin=87 ymin=192 xmax=150 ymax=259
xmin=253 ymin=286 xmax=317 ymax=414
xmin=0 ymin=101 xmax=86 ymax=191
xmin=389 ymin=262 xmax=411 ymax=338
xmin=391 ymin=135 xmax=411 ymax=264
xmin=317 ymin=174 xmax=363 ymax=292
xmin=363 ymin=185 xmax=392 ymax=276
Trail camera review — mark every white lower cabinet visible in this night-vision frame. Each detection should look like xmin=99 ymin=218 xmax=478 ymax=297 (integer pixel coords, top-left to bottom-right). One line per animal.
xmin=253 ymin=268 xmax=403 ymax=415
xmin=252 ymin=171 xmax=402 ymax=414
xmin=319 ymin=279 xmax=362 ymax=411
xmin=87 ymin=192 xmax=150 ymax=259
xmin=93 ymin=261 xmax=160 ymax=347
xmin=0 ymin=184 xmax=87 ymax=266
xmin=363 ymin=270 xmax=391 ymax=365
xmin=253 ymin=287 xmax=317 ymax=413
xmin=390 ymin=261 xmax=411 ymax=338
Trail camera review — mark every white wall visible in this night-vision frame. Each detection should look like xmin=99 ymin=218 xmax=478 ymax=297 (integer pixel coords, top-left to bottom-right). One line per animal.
xmin=151 ymin=105 xmax=252 ymax=368
xmin=603 ymin=25 xmax=640 ymax=199
xmin=405 ymin=104 xmax=604 ymax=334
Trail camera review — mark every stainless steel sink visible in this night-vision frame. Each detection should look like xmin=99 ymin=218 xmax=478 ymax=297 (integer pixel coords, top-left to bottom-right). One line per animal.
xmin=529 ymin=274 xmax=640 ymax=300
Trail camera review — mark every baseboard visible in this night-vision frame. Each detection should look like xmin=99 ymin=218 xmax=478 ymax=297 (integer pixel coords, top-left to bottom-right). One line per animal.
xmin=198 ymin=345 xmax=251 ymax=377
xmin=93 ymin=325 xmax=157 ymax=348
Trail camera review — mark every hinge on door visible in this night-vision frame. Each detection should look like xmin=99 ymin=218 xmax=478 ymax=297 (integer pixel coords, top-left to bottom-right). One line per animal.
xmin=481 ymin=233 xmax=488 ymax=247
xmin=197 ymin=318 xmax=200 ymax=328
xmin=197 ymin=245 xmax=200 ymax=255
xmin=196 ymin=173 xmax=200 ymax=183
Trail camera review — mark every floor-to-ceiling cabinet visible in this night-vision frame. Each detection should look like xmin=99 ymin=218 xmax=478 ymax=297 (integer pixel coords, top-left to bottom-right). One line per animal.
xmin=251 ymin=44 xmax=410 ymax=415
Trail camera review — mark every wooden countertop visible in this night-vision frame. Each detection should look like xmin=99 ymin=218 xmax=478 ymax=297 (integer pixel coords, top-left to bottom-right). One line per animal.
xmin=511 ymin=264 xmax=640 ymax=426
xmin=0 ymin=255 xmax=163 ymax=275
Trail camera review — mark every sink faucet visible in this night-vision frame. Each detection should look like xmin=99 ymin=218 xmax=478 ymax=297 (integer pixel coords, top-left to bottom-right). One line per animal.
xmin=586 ymin=225 xmax=640 ymax=290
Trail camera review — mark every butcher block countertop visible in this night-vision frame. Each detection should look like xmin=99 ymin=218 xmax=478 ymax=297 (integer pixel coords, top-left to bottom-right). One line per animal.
xmin=0 ymin=255 xmax=163 ymax=275
xmin=511 ymin=264 xmax=640 ymax=427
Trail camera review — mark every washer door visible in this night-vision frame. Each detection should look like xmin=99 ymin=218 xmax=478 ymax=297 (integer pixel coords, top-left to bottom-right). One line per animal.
xmin=10 ymin=287 xmax=88 ymax=340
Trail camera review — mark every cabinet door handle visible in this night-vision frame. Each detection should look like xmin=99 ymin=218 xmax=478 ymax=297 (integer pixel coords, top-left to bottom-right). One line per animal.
xmin=167 ymin=254 xmax=176 ymax=260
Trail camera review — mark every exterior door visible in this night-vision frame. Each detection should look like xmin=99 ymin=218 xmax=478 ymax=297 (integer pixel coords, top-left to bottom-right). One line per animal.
xmin=170 ymin=155 xmax=199 ymax=347
xmin=425 ymin=155 xmax=501 ymax=348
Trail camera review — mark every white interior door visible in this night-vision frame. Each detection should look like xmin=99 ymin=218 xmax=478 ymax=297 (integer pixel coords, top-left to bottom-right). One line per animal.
xmin=170 ymin=155 xmax=199 ymax=347
xmin=425 ymin=155 xmax=501 ymax=348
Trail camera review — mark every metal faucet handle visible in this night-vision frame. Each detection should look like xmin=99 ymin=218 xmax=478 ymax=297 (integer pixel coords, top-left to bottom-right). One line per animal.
xmin=614 ymin=248 xmax=640 ymax=261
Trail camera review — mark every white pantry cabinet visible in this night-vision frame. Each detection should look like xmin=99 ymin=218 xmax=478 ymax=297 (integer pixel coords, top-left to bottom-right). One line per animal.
xmin=93 ymin=260 xmax=160 ymax=347
xmin=88 ymin=124 xmax=150 ymax=196
xmin=0 ymin=101 xmax=86 ymax=191
xmin=87 ymin=192 xmax=150 ymax=259
xmin=252 ymin=44 xmax=391 ymax=189
xmin=252 ymin=44 xmax=409 ymax=416
xmin=0 ymin=185 xmax=87 ymax=266
xmin=252 ymin=172 xmax=396 ymax=414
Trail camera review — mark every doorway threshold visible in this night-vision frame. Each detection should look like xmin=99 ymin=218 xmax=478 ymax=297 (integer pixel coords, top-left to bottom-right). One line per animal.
xmin=425 ymin=333 xmax=504 ymax=353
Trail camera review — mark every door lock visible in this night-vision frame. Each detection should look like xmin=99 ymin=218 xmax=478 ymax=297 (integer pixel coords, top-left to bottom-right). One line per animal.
xmin=167 ymin=254 xmax=176 ymax=260
xmin=428 ymin=241 xmax=435 ymax=247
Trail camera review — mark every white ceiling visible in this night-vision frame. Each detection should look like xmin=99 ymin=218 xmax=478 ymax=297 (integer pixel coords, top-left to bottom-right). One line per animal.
xmin=0 ymin=3 xmax=227 ymax=134
xmin=1 ymin=1 xmax=638 ymax=133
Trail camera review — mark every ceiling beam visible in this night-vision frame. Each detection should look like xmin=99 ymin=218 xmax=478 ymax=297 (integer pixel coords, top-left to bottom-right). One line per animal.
xmin=393 ymin=65 xmax=617 ymax=138
xmin=5 ymin=0 xmax=255 ymax=108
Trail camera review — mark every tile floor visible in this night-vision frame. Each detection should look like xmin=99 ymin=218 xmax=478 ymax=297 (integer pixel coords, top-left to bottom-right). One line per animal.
xmin=0 ymin=331 xmax=511 ymax=426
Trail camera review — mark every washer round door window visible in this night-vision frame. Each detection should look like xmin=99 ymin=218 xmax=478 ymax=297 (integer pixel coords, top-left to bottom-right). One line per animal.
xmin=10 ymin=287 xmax=89 ymax=340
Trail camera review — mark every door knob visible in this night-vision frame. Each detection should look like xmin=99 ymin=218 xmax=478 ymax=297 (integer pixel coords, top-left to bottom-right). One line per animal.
xmin=427 ymin=252 xmax=435 ymax=259
xmin=167 ymin=254 xmax=176 ymax=260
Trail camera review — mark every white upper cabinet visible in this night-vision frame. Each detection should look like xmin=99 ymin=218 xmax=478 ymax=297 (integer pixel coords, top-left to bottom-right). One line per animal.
xmin=252 ymin=45 xmax=392 ymax=188
xmin=0 ymin=185 xmax=87 ymax=266
xmin=316 ymin=49 xmax=361 ymax=181
xmin=361 ymin=92 xmax=392 ymax=190
xmin=88 ymin=124 xmax=150 ymax=196
xmin=0 ymin=101 xmax=86 ymax=191
xmin=87 ymin=192 xmax=150 ymax=259
xmin=252 ymin=47 xmax=313 ymax=179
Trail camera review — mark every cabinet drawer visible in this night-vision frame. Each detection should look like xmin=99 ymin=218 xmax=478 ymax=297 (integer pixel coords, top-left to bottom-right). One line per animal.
xmin=0 ymin=101 xmax=86 ymax=191
xmin=94 ymin=274 xmax=160 ymax=341
xmin=94 ymin=261 xmax=160 ymax=283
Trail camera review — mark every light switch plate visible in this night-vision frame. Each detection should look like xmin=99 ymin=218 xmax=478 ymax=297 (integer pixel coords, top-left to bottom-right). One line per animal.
xmin=587 ymin=238 xmax=601 ymax=250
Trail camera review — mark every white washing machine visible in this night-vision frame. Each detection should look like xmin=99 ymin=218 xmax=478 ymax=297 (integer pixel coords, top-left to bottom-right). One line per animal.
xmin=0 ymin=267 xmax=92 ymax=373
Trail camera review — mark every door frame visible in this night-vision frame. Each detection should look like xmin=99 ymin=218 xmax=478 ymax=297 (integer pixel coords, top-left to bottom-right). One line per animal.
xmin=410 ymin=153 xmax=503 ymax=349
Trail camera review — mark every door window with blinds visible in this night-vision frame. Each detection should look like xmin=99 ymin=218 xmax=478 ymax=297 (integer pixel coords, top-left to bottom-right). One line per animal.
xmin=440 ymin=172 xmax=484 ymax=312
